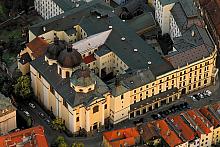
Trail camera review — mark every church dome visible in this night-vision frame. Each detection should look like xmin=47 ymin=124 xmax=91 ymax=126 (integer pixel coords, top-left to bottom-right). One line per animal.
xmin=57 ymin=46 xmax=83 ymax=68
xmin=45 ymin=36 xmax=64 ymax=60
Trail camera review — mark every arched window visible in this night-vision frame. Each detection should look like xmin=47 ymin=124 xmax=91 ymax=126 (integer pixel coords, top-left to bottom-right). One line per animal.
xmin=66 ymin=71 xmax=70 ymax=78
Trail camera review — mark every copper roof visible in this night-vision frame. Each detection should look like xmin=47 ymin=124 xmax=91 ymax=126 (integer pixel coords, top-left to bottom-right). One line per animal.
xmin=26 ymin=37 xmax=49 ymax=58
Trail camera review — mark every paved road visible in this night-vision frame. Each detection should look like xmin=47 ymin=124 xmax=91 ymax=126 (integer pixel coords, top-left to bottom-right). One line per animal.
xmin=18 ymin=101 xmax=103 ymax=147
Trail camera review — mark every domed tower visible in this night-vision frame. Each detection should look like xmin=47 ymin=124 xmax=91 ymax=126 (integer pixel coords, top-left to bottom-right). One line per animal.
xmin=45 ymin=36 xmax=65 ymax=65
xmin=70 ymin=64 xmax=96 ymax=93
xmin=57 ymin=44 xmax=83 ymax=78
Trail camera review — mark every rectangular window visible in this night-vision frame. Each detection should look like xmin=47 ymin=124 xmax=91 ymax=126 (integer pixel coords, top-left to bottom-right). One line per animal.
xmin=50 ymin=85 xmax=55 ymax=95
xmin=121 ymin=95 xmax=124 ymax=99
xmin=63 ymin=100 xmax=68 ymax=108
xmin=93 ymin=106 xmax=99 ymax=113
xmin=104 ymin=104 xmax=107 ymax=109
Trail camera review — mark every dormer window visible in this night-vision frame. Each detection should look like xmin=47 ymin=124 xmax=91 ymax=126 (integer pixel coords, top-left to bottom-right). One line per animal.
xmin=59 ymin=68 xmax=62 ymax=75
xmin=66 ymin=71 xmax=70 ymax=78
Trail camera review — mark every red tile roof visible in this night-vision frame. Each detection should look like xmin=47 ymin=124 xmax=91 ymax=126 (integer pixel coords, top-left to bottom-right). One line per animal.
xmin=103 ymin=127 xmax=140 ymax=147
xmin=155 ymin=120 xmax=182 ymax=147
xmin=0 ymin=126 xmax=48 ymax=147
xmin=199 ymin=107 xmax=220 ymax=128
xmin=169 ymin=115 xmax=196 ymax=142
xmin=83 ymin=54 xmax=96 ymax=64
xmin=26 ymin=37 xmax=49 ymax=58
xmin=186 ymin=110 xmax=212 ymax=136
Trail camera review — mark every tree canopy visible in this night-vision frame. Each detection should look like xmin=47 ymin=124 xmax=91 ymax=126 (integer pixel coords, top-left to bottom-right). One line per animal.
xmin=51 ymin=118 xmax=66 ymax=132
xmin=14 ymin=75 xmax=32 ymax=99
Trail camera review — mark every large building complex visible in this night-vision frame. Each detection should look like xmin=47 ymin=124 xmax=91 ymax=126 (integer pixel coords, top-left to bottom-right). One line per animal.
xmin=0 ymin=93 xmax=16 ymax=135
xmin=20 ymin=0 xmax=218 ymax=135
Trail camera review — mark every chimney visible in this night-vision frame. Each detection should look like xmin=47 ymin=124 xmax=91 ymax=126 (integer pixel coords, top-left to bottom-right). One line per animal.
xmin=195 ymin=125 xmax=198 ymax=131
xmin=54 ymin=34 xmax=59 ymax=45
xmin=167 ymin=130 xmax=170 ymax=136
xmin=67 ymin=44 xmax=73 ymax=52
xmin=115 ymin=75 xmax=120 ymax=87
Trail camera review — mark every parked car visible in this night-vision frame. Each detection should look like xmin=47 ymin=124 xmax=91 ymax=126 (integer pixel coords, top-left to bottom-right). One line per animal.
xmin=193 ymin=94 xmax=200 ymax=100
xmin=23 ymin=110 xmax=30 ymax=117
xmin=190 ymin=95 xmax=197 ymax=102
xmin=38 ymin=112 xmax=45 ymax=119
xmin=204 ymin=90 xmax=212 ymax=97
xmin=151 ymin=114 xmax=158 ymax=120
xmin=45 ymin=119 xmax=50 ymax=125
xmin=29 ymin=103 xmax=36 ymax=109
xmin=198 ymin=93 xmax=204 ymax=99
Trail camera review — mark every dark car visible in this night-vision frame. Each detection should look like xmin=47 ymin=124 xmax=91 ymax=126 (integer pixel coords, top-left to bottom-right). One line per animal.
xmin=38 ymin=112 xmax=45 ymax=119
xmin=193 ymin=94 xmax=200 ymax=100
xmin=133 ymin=118 xmax=144 ymax=125
xmin=151 ymin=114 xmax=158 ymax=120
xmin=159 ymin=111 xmax=166 ymax=118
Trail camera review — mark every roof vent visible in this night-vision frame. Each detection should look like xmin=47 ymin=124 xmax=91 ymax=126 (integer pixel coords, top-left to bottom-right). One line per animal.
xmin=76 ymin=3 xmax=79 ymax=7
xmin=121 ymin=37 xmax=126 ymax=41
xmin=43 ymin=26 xmax=46 ymax=32
xmin=130 ymin=81 xmax=134 ymax=84
xmin=97 ymin=16 xmax=101 ymax=19
xmin=191 ymin=30 xmax=195 ymax=37
xmin=109 ymin=25 xmax=113 ymax=29
xmin=133 ymin=48 xmax=138 ymax=52
xmin=112 ymin=10 xmax=114 ymax=13
xmin=148 ymin=61 xmax=151 ymax=65
xmin=122 ymin=20 xmax=125 ymax=22
xmin=62 ymin=16 xmax=65 ymax=19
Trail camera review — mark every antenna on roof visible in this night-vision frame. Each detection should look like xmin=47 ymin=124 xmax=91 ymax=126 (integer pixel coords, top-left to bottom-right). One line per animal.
xmin=121 ymin=37 xmax=126 ymax=41
xmin=43 ymin=26 xmax=46 ymax=32
xmin=133 ymin=48 xmax=138 ymax=52
xmin=148 ymin=61 xmax=152 ymax=65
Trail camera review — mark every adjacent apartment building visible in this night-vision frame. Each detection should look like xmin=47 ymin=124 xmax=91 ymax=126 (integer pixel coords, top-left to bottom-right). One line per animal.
xmin=0 ymin=126 xmax=48 ymax=147
xmin=34 ymin=0 xmax=109 ymax=20
xmin=0 ymin=93 xmax=16 ymax=135
xmin=22 ymin=0 xmax=218 ymax=134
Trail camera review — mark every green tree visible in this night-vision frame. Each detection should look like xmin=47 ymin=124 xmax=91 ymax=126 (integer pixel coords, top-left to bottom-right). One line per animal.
xmin=55 ymin=136 xmax=68 ymax=147
xmin=72 ymin=142 xmax=84 ymax=147
xmin=14 ymin=75 xmax=32 ymax=99
xmin=52 ymin=118 xmax=66 ymax=132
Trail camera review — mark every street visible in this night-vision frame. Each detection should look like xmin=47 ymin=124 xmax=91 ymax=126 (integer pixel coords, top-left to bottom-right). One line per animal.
xmin=17 ymin=101 xmax=102 ymax=147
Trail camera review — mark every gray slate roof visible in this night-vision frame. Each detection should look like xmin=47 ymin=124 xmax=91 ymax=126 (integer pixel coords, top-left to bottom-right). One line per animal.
xmin=53 ymin=0 xmax=86 ymax=11
xmin=30 ymin=57 xmax=109 ymax=107
xmin=170 ymin=0 xmax=198 ymax=30
xmin=165 ymin=24 xmax=214 ymax=68
xmin=30 ymin=0 xmax=174 ymax=76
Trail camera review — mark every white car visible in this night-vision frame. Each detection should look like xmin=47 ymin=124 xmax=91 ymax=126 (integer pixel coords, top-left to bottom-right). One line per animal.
xmin=198 ymin=93 xmax=204 ymax=99
xmin=190 ymin=96 xmax=197 ymax=101
xmin=29 ymin=103 xmax=36 ymax=109
xmin=23 ymin=110 xmax=30 ymax=117
xmin=204 ymin=90 xmax=212 ymax=97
